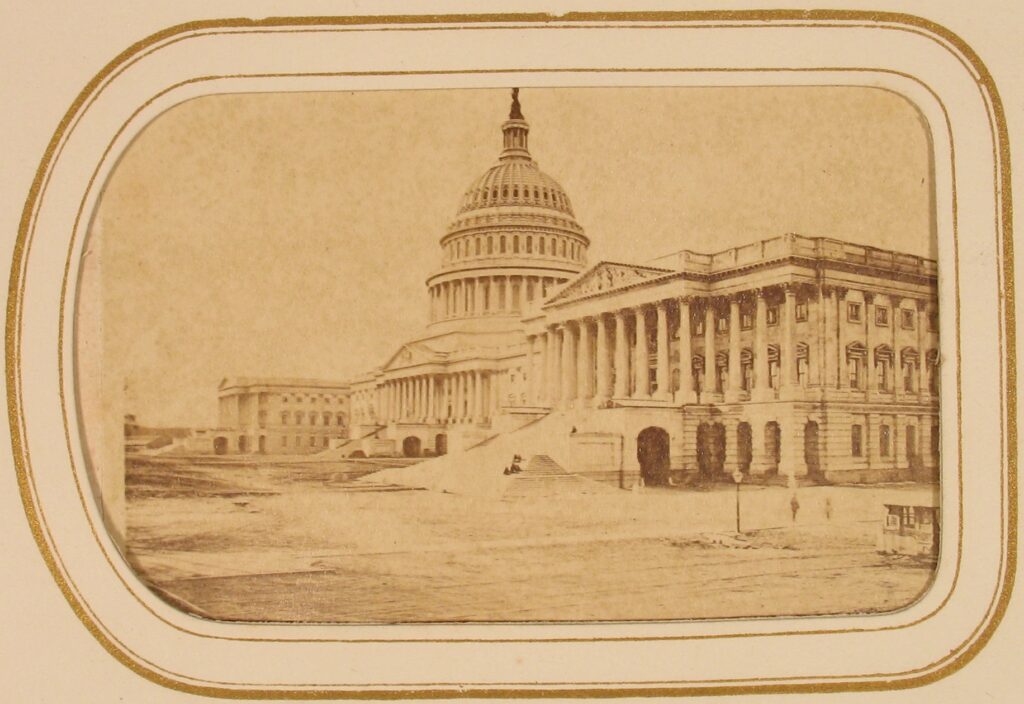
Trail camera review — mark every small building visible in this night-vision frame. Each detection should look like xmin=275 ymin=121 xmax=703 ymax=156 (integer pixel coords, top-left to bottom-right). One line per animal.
xmin=878 ymin=494 xmax=939 ymax=557
xmin=216 ymin=377 xmax=352 ymax=455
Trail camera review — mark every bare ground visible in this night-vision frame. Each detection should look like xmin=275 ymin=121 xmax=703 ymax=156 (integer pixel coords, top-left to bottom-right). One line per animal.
xmin=124 ymin=459 xmax=936 ymax=623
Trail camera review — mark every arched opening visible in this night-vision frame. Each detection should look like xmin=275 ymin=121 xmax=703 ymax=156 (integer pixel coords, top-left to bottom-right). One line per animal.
xmin=636 ymin=426 xmax=670 ymax=486
xmin=435 ymin=433 xmax=448 ymax=456
xmin=258 ymin=436 xmax=267 ymax=454
xmin=238 ymin=435 xmax=248 ymax=453
xmin=737 ymin=422 xmax=753 ymax=475
xmin=765 ymin=422 xmax=781 ymax=475
xmin=213 ymin=437 xmax=228 ymax=455
xmin=350 ymin=450 xmax=366 ymax=458
xmin=804 ymin=421 xmax=820 ymax=476
xmin=402 ymin=436 xmax=422 ymax=457
xmin=696 ymin=422 xmax=725 ymax=478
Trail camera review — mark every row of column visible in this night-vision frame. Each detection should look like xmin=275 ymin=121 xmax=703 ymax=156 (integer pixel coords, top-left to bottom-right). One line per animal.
xmin=430 ymin=275 xmax=563 ymax=321
xmin=374 ymin=371 xmax=501 ymax=425
xmin=525 ymin=285 xmax=936 ymax=408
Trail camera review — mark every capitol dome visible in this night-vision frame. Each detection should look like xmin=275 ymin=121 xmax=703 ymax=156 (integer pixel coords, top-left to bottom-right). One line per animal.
xmin=426 ymin=90 xmax=590 ymax=329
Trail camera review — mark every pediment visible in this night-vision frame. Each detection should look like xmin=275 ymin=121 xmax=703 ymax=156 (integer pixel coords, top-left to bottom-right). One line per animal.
xmin=545 ymin=261 xmax=675 ymax=306
xmin=382 ymin=342 xmax=444 ymax=371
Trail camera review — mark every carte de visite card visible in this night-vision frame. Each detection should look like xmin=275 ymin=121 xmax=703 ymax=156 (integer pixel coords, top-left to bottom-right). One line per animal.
xmin=6 ymin=8 xmax=1014 ymax=699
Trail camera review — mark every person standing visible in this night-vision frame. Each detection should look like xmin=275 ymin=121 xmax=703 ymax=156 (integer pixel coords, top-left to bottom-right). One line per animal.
xmin=790 ymin=494 xmax=800 ymax=522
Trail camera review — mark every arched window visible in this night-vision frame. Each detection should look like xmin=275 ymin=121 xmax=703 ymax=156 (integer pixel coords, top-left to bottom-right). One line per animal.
xmin=533 ymin=187 xmax=539 ymax=200
xmin=796 ymin=342 xmax=810 ymax=386
xmin=323 ymin=412 xmax=331 ymax=425
xmin=901 ymin=347 xmax=920 ymax=393
xmin=846 ymin=342 xmax=867 ymax=390
xmin=295 ymin=412 xmax=304 ymax=425
xmin=336 ymin=412 xmax=346 ymax=426
xmin=513 ymin=235 xmax=519 ymax=253
xmin=740 ymin=348 xmax=754 ymax=391
xmin=542 ymin=189 xmax=549 ymax=202
xmin=475 ymin=238 xmax=481 ymax=255
xmin=500 ymin=235 xmax=506 ymax=253
xmin=560 ymin=238 xmax=567 ymax=257
xmin=539 ymin=238 xmax=546 ymax=255
xmin=280 ymin=411 xmax=289 ymax=425
xmin=692 ymin=355 xmax=705 ymax=393
xmin=926 ymin=349 xmax=940 ymax=393
xmin=492 ymin=187 xmax=498 ymax=200
xmin=767 ymin=345 xmax=781 ymax=389
xmin=874 ymin=345 xmax=894 ymax=392
xmin=502 ymin=186 xmax=508 ymax=198
xmin=488 ymin=236 xmax=494 ymax=254
xmin=715 ymin=351 xmax=729 ymax=393
xmin=526 ymin=236 xmax=533 ymax=253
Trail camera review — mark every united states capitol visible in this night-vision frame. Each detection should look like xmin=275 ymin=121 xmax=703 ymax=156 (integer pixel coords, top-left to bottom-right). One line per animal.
xmin=194 ymin=90 xmax=939 ymax=488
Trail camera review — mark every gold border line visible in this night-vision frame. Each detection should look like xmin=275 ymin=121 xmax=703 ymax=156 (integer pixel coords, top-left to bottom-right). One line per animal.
xmin=8 ymin=13 xmax=995 ymax=695
xmin=8 ymin=15 xmax=995 ymax=691
xmin=6 ymin=10 xmax=1015 ymax=699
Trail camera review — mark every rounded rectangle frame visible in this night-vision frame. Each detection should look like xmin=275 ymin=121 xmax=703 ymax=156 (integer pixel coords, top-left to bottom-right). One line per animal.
xmin=7 ymin=11 xmax=1014 ymax=697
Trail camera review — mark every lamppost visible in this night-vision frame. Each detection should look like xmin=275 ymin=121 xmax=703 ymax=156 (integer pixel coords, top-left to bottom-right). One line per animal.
xmin=732 ymin=469 xmax=744 ymax=534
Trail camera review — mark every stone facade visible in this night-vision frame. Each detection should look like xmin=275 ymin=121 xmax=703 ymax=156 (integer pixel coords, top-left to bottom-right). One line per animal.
xmin=216 ymin=93 xmax=939 ymax=485
xmin=215 ymin=378 xmax=351 ymax=454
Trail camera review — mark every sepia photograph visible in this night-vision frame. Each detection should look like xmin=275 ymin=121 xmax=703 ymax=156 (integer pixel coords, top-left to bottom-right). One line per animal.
xmin=79 ymin=84 xmax=941 ymax=625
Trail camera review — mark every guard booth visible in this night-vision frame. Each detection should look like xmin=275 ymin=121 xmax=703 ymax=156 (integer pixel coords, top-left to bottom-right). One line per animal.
xmin=878 ymin=494 xmax=940 ymax=558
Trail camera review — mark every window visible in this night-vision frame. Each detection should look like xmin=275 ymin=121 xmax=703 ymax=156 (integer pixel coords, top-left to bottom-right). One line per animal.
xmin=901 ymin=308 xmax=915 ymax=330
xmin=795 ymin=302 xmax=808 ymax=322
xmin=280 ymin=412 xmax=289 ymax=425
xmin=310 ymin=436 xmax=317 ymax=447
xmin=741 ymin=312 xmax=753 ymax=330
xmin=875 ymin=306 xmax=890 ymax=327
xmin=282 ymin=436 xmax=288 ymax=448
xmin=766 ymin=306 xmax=779 ymax=325
xmin=851 ymin=424 xmax=863 ymax=457
xmin=694 ymin=317 xmax=705 ymax=335
xmin=310 ymin=413 xmax=317 ymax=426
xmin=741 ymin=349 xmax=753 ymax=391
xmin=337 ymin=413 xmax=345 ymax=426
xmin=295 ymin=412 xmax=304 ymax=425
xmin=716 ymin=316 xmax=728 ymax=333
xmin=848 ymin=302 xmax=862 ymax=323
xmin=875 ymin=346 xmax=894 ymax=392
xmin=767 ymin=346 xmax=780 ymax=389
xmin=846 ymin=343 xmax=866 ymax=389
xmin=880 ymin=424 xmax=892 ymax=457
xmin=526 ymin=236 xmax=533 ymax=253
xmin=323 ymin=412 xmax=331 ymax=425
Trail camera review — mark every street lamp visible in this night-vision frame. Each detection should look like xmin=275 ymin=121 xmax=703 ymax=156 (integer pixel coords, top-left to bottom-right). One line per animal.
xmin=731 ymin=469 xmax=744 ymax=534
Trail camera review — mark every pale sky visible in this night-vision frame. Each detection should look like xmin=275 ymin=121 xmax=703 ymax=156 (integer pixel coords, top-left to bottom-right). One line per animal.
xmin=82 ymin=86 xmax=934 ymax=427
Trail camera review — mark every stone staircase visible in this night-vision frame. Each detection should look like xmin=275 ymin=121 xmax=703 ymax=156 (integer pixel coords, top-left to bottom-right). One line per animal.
xmin=502 ymin=454 xmax=619 ymax=498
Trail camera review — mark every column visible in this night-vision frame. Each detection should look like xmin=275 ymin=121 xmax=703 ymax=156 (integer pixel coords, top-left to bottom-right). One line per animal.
xmin=547 ymin=325 xmax=561 ymax=407
xmin=890 ymin=295 xmax=902 ymax=402
xmin=518 ymin=276 xmax=528 ymax=312
xmin=678 ymin=297 xmax=694 ymax=404
xmin=864 ymin=292 xmax=876 ymax=398
xmin=427 ymin=376 xmax=435 ymax=423
xmin=819 ymin=286 xmax=833 ymax=388
xmin=753 ymin=290 xmax=770 ymax=400
xmin=526 ymin=335 xmax=537 ymax=405
xmin=656 ymin=302 xmax=670 ymax=401
xmin=596 ymin=314 xmax=611 ymax=403
xmin=613 ymin=311 xmax=629 ymax=398
xmin=917 ymin=299 xmax=929 ymax=400
xmin=836 ymin=287 xmax=848 ymax=389
xmin=490 ymin=370 xmax=501 ymax=417
xmin=703 ymin=299 xmax=716 ymax=397
xmin=561 ymin=323 xmax=577 ymax=407
xmin=472 ymin=370 xmax=483 ymax=422
xmin=537 ymin=331 xmax=549 ymax=405
xmin=577 ymin=319 xmax=593 ymax=402
xmin=634 ymin=307 xmax=650 ymax=398
xmin=443 ymin=375 xmax=452 ymax=421
xmin=726 ymin=296 xmax=741 ymax=401
xmin=780 ymin=285 xmax=796 ymax=394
